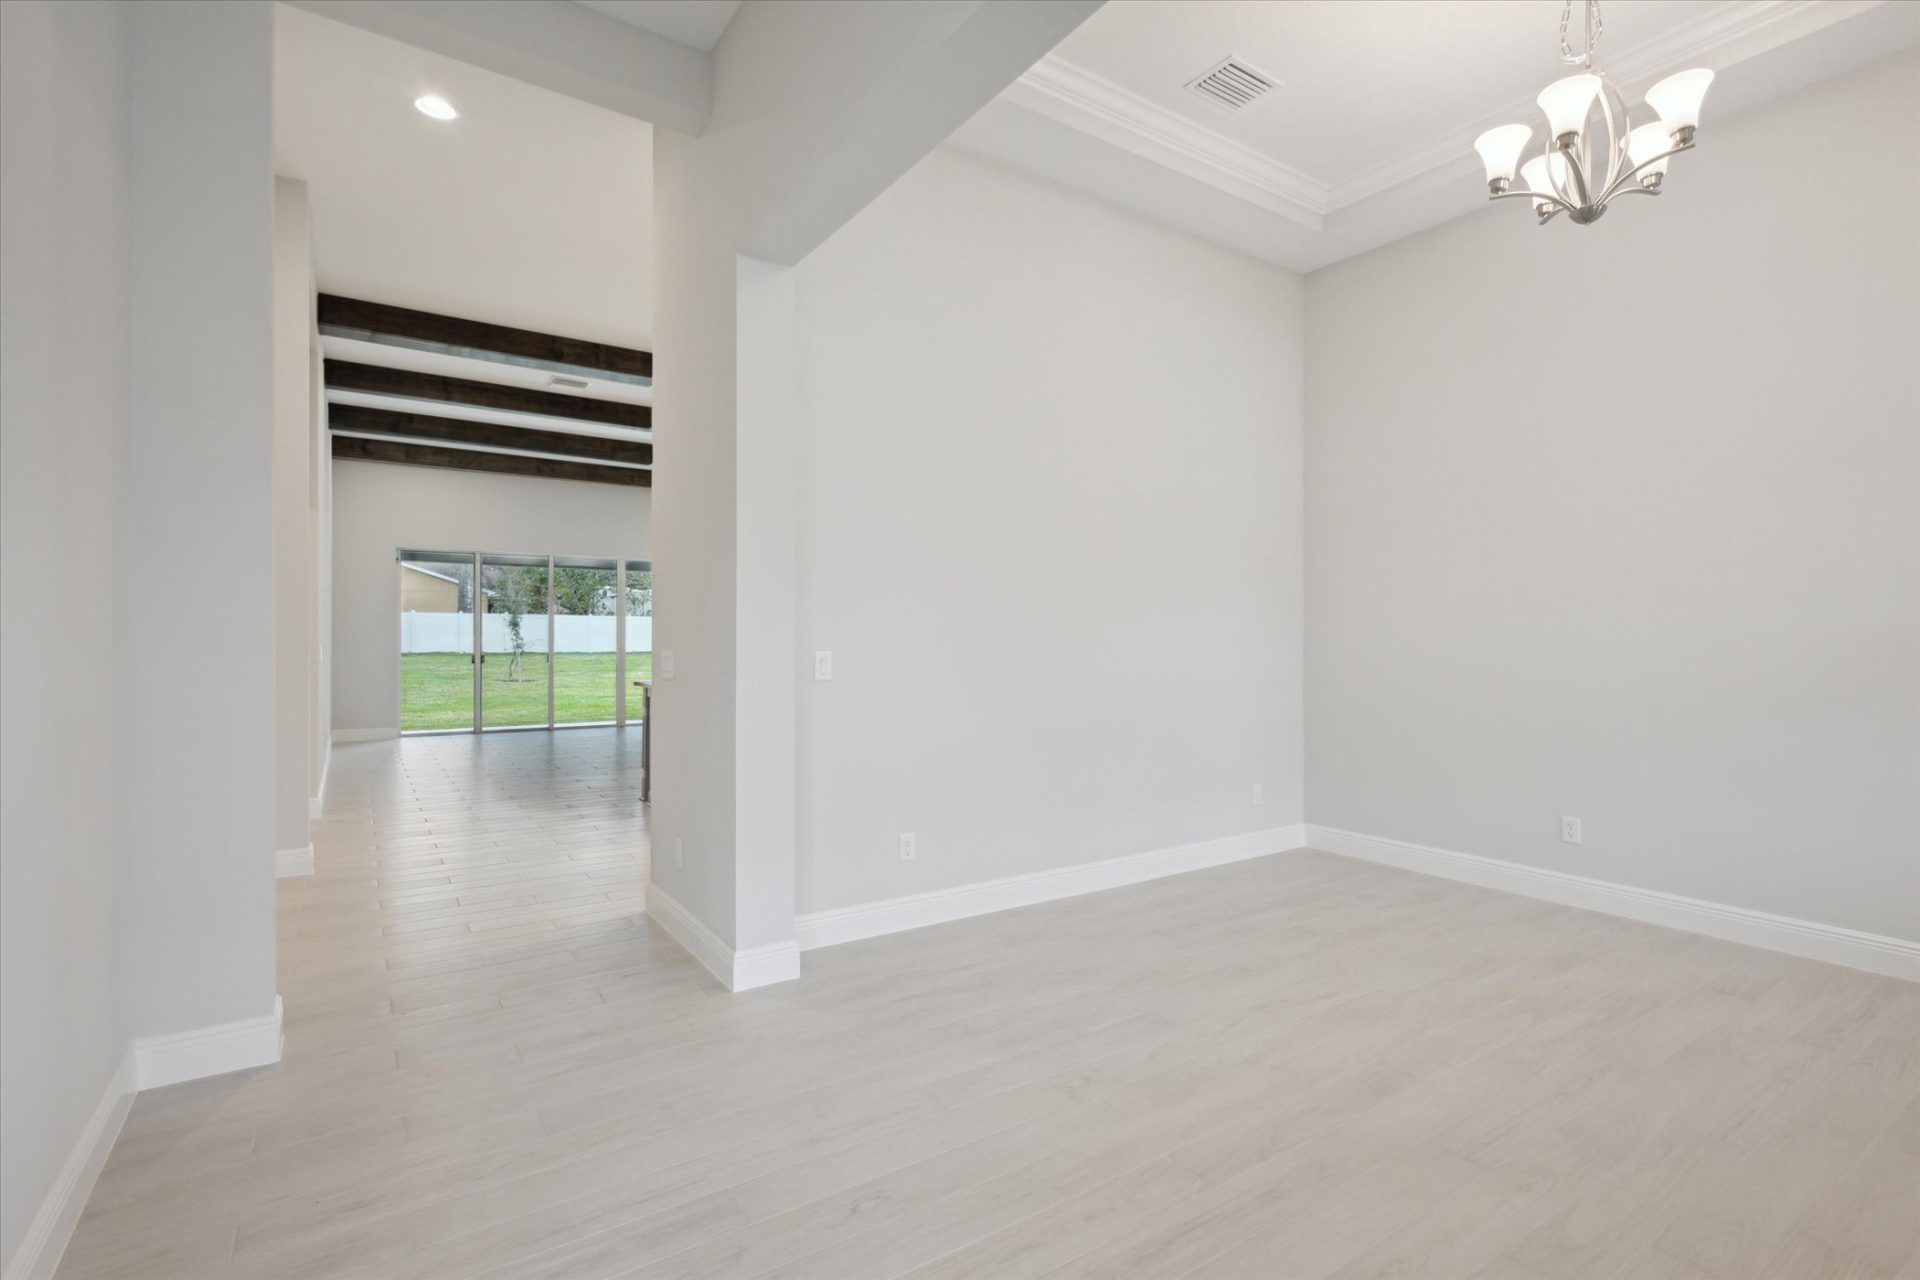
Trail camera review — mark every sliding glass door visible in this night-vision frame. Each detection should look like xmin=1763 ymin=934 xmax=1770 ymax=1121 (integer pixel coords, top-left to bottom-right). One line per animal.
xmin=480 ymin=555 xmax=551 ymax=729
xmin=398 ymin=553 xmax=477 ymax=732
xmin=554 ymin=558 xmax=619 ymax=726
xmin=624 ymin=560 xmax=652 ymax=718
xmin=398 ymin=550 xmax=647 ymax=734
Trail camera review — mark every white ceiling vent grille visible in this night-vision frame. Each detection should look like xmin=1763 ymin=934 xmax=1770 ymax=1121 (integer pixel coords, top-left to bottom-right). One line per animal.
xmin=1184 ymin=57 xmax=1278 ymax=112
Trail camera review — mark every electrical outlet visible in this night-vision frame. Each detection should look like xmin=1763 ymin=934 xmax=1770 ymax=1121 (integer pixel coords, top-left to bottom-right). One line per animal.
xmin=674 ymin=836 xmax=685 ymax=868
xmin=1252 ymin=784 xmax=1265 ymax=807
xmin=814 ymin=651 xmax=833 ymax=681
xmin=1561 ymin=816 xmax=1582 ymax=845
xmin=899 ymin=832 xmax=917 ymax=862
xmin=659 ymin=650 xmax=675 ymax=679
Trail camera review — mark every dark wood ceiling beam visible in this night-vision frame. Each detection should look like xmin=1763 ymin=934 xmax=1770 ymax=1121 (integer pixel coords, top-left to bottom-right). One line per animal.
xmin=325 ymin=360 xmax=651 ymax=430
xmin=329 ymin=404 xmax=651 ymax=467
xmin=318 ymin=294 xmax=652 ymax=383
xmin=332 ymin=435 xmax=650 ymax=488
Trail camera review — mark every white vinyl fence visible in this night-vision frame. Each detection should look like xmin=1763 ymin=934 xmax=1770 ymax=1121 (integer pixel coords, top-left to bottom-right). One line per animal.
xmin=401 ymin=613 xmax=653 ymax=653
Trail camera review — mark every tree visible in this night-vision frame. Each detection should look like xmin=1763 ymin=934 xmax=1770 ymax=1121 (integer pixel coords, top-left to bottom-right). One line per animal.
xmin=551 ymin=567 xmax=613 ymax=616
xmin=487 ymin=565 xmax=547 ymax=681
xmin=625 ymin=569 xmax=652 ymax=617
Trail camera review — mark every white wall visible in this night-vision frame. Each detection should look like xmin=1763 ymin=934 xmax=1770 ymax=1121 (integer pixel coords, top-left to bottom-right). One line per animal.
xmin=273 ymin=177 xmax=316 ymax=856
xmin=0 ymin=1 xmax=129 ymax=1265
xmin=1304 ymin=52 xmax=1920 ymax=942
xmin=650 ymin=1 xmax=1098 ymax=963
xmin=311 ymin=323 xmax=333 ymax=807
xmin=649 ymin=123 xmax=745 ymax=946
xmin=793 ymin=146 xmax=1306 ymax=915
xmin=330 ymin=460 xmax=651 ymax=734
xmin=118 ymin=0 xmax=280 ymax=1044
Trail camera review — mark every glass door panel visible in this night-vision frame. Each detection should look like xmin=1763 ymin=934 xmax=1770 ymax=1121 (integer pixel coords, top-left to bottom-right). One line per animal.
xmin=624 ymin=561 xmax=653 ymax=722
xmin=480 ymin=555 xmax=551 ymax=729
xmin=398 ymin=553 xmax=476 ymax=731
xmin=553 ymin=558 xmax=619 ymax=726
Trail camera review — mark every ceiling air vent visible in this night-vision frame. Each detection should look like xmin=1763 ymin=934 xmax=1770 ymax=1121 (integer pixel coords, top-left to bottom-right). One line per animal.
xmin=1184 ymin=56 xmax=1278 ymax=112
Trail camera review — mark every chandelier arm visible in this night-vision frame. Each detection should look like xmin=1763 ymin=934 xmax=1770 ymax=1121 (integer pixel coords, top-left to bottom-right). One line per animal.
xmin=1555 ymin=140 xmax=1593 ymax=208
xmin=1598 ymin=79 xmax=1625 ymax=194
xmin=1490 ymin=188 xmax=1577 ymax=214
xmin=1597 ymin=140 xmax=1695 ymax=203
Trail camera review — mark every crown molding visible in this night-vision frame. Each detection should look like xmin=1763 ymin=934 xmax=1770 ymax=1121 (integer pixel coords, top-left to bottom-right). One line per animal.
xmin=1006 ymin=55 xmax=1329 ymax=229
xmin=999 ymin=2 xmax=1886 ymax=232
xmin=1326 ymin=0 xmax=1880 ymax=210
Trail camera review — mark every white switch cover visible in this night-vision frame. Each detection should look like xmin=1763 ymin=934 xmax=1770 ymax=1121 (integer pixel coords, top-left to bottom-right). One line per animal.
xmin=814 ymin=651 xmax=833 ymax=681
xmin=1561 ymin=816 xmax=1582 ymax=845
xmin=659 ymin=650 xmax=675 ymax=679
xmin=899 ymin=832 xmax=916 ymax=862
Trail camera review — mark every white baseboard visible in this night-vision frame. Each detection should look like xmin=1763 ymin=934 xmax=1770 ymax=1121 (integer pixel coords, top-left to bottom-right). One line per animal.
xmin=275 ymin=844 xmax=314 ymax=878
xmin=330 ymin=727 xmax=396 ymax=743
xmin=1 ymin=1050 xmax=134 ymax=1280
xmin=1306 ymin=825 xmax=1920 ymax=982
xmin=646 ymin=883 xmax=801 ymax=992
xmin=133 ymin=995 xmax=284 ymax=1091
xmin=7 ymin=1004 xmax=286 ymax=1275
xmin=308 ymin=747 xmax=330 ymax=821
xmin=732 ymin=941 xmax=802 ymax=991
xmin=645 ymin=884 xmax=731 ymax=988
xmin=795 ymin=824 xmax=1308 ymax=952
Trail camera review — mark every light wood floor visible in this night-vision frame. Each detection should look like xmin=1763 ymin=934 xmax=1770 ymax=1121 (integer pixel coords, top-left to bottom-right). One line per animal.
xmin=60 ymin=728 xmax=1920 ymax=1279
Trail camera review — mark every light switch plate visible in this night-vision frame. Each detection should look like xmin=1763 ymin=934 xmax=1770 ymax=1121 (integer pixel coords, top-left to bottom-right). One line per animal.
xmin=814 ymin=651 xmax=833 ymax=681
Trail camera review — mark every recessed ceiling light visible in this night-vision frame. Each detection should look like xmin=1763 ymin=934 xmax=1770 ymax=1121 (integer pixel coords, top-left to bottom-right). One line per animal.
xmin=414 ymin=95 xmax=458 ymax=121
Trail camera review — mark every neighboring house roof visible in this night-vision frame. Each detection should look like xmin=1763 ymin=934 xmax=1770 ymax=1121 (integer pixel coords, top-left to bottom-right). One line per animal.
xmin=401 ymin=563 xmax=462 ymax=585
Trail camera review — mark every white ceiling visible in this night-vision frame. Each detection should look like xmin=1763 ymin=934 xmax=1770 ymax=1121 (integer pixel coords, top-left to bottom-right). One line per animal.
xmin=275 ymin=4 xmax=654 ymax=348
xmin=1046 ymin=1 xmax=1727 ymax=191
xmin=951 ymin=0 xmax=1920 ymax=271
xmin=574 ymin=0 xmax=742 ymax=53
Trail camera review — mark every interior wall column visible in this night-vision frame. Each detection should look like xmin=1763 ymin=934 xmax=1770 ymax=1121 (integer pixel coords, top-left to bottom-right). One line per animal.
xmin=118 ymin=0 xmax=279 ymax=1053
xmin=272 ymin=175 xmax=315 ymax=872
xmin=731 ymin=255 xmax=799 ymax=968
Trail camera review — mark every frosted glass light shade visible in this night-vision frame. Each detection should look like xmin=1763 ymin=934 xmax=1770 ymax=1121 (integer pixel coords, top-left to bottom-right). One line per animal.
xmin=1646 ymin=68 xmax=1714 ymax=132
xmin=1473 ymin=124 xmax=1533 ymax=184
xmin=1537 ymin=74 xmax=1602 ymax=139
xmin=1520 ymin=155 xmax=1565 ymax=210
xmin=1628 ymin=122 xmax=1672 ymax=182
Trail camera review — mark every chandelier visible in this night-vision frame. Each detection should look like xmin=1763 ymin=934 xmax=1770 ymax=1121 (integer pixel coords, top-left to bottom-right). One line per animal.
xmin=1472 ymin=0 xmax=1713 ymax=226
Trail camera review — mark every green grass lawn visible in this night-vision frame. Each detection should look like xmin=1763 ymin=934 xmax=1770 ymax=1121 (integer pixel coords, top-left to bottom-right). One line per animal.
xmin=402 ymin=651 xmax=652 ymax=731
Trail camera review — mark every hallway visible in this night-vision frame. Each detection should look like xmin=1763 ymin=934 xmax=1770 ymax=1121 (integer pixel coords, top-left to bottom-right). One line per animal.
xmin=64 ymin=728 xmax=676 ymax=1277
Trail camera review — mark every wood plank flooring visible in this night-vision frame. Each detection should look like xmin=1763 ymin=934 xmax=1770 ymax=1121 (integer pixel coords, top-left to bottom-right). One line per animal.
xmin=59 ymin=728 xmax=1920 ymax=1279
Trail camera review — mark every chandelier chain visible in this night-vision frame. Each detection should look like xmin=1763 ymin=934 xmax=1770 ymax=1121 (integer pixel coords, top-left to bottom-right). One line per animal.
xmin=1559 ymin=0 xmax=1604 ymax=67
